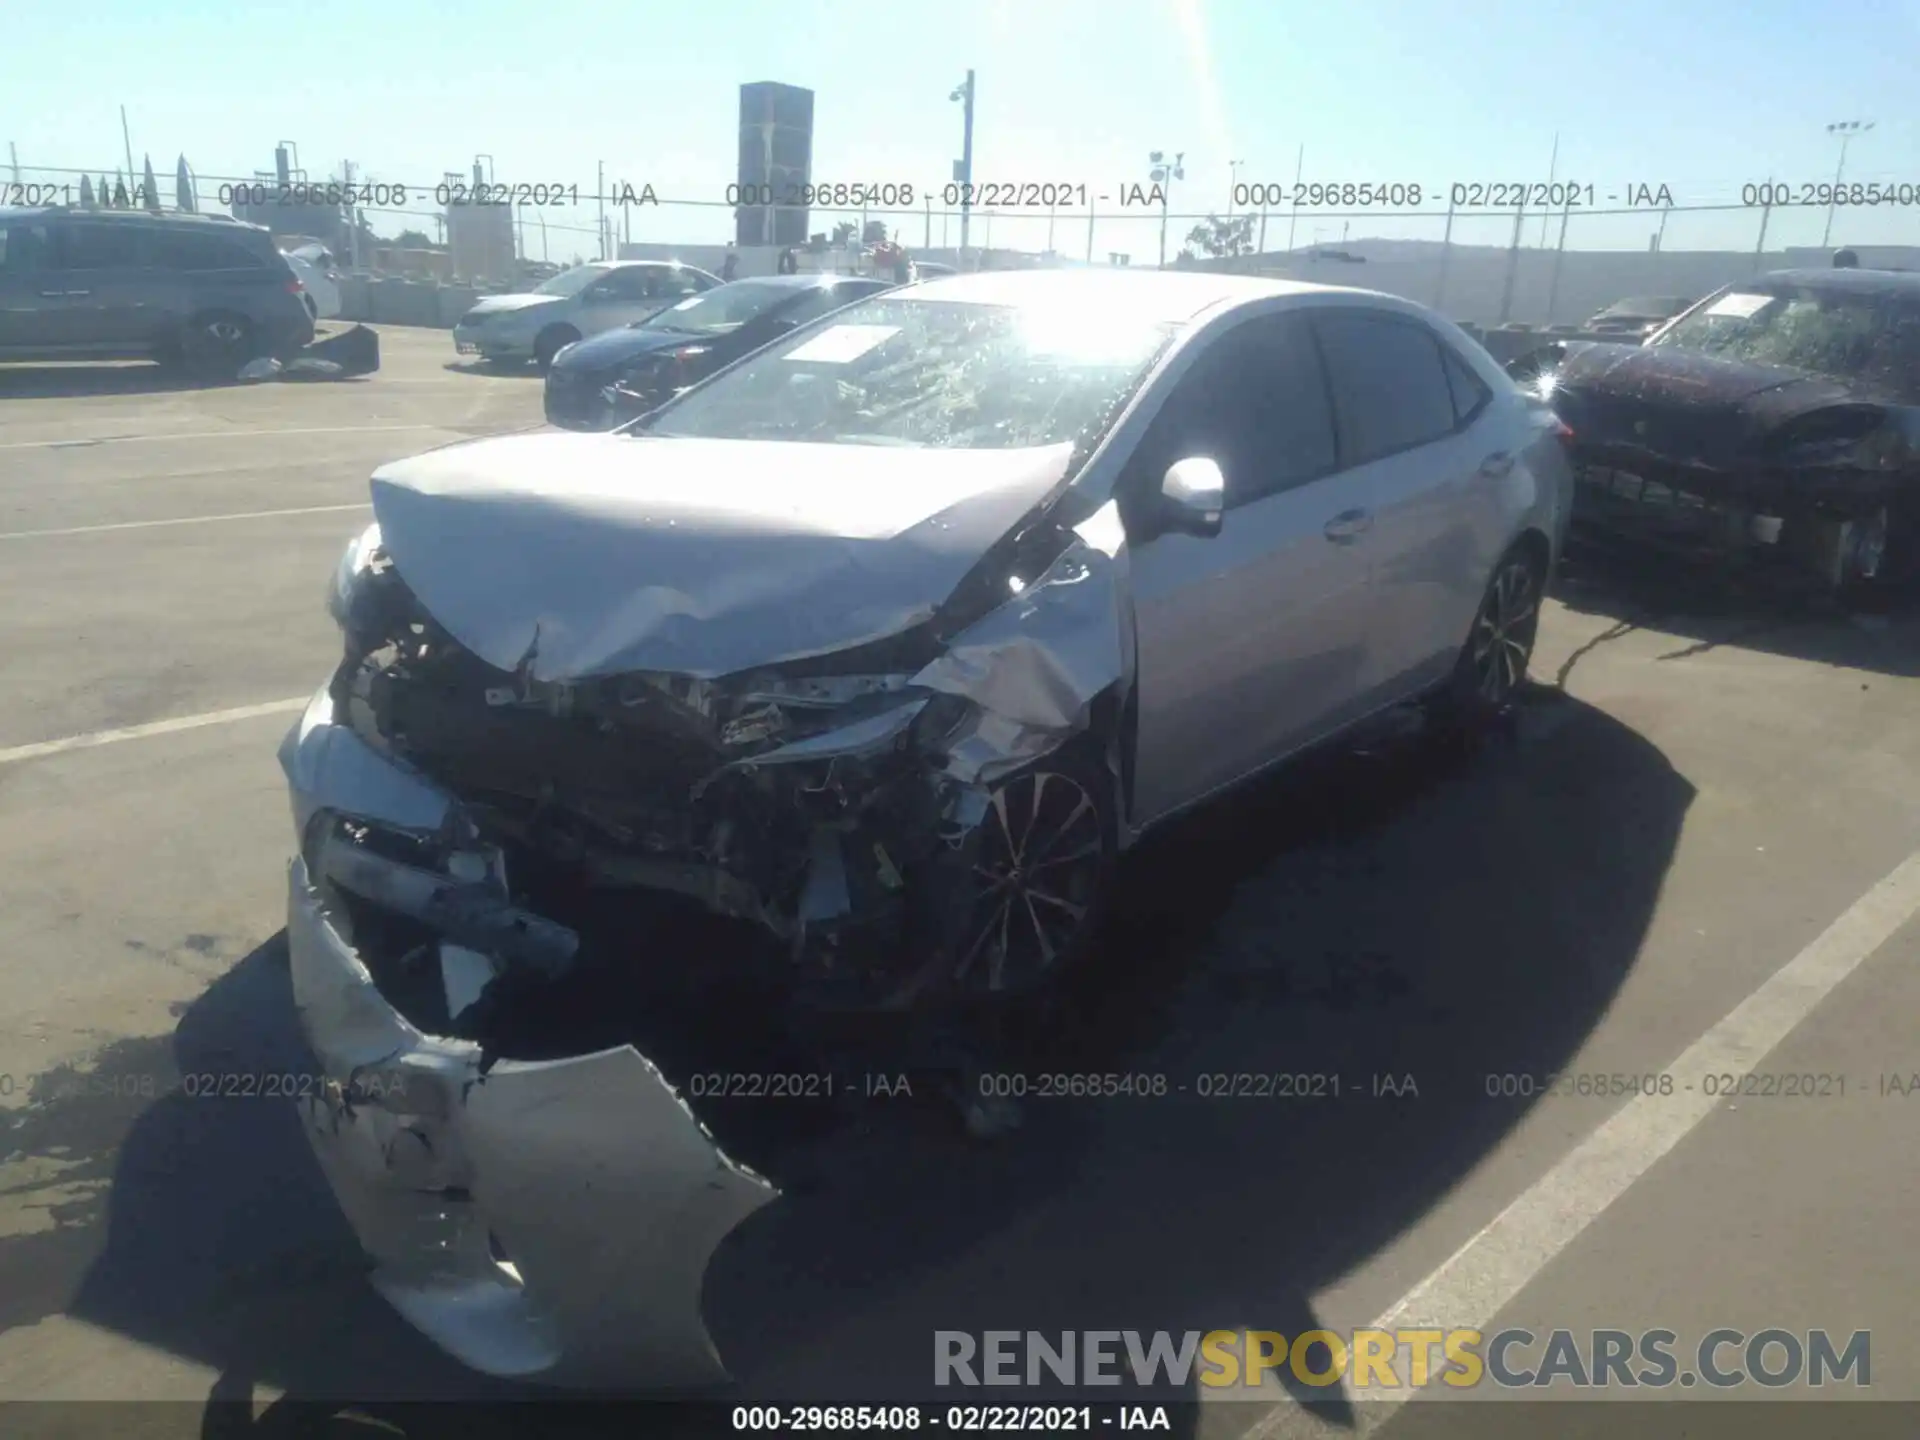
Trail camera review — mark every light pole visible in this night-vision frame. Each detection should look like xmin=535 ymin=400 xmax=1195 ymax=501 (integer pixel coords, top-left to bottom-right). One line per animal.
xmin=1227 ymin=158 xmax=1244 ymax=217
xmin=1149 ymin=149 xmax=1184 ymax=267
xmin=950 ymin=71 xmax=976 ymax=265
xmin=1822 ymin=119 xmax=1874 ymax=248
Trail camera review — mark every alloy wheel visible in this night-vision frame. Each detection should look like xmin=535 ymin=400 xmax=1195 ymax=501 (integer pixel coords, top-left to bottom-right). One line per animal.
xmin=1470 ymin=556 xmax=1541 ymax=704
xmin=206 ymin=318 xmax=247 ymax=347
xmin=953 ymin=768 xmax=1108 ymax=994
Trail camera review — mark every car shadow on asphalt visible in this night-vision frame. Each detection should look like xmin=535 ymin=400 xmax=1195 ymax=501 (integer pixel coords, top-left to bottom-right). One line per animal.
xmin=3 ymin=692 xmax=1692 ymax=1439
xmin=441 ymin=361 xmax=539 ymax=379
xmin=0 ymin=364 xmax=230 ymax=398
xmin=1551 ymin=536 xmax=1920 ymax=681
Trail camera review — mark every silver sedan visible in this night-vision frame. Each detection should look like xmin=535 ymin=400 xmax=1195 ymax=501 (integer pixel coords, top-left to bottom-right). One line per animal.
xmin=287 ymin=268 xmax=1573 ymax=1386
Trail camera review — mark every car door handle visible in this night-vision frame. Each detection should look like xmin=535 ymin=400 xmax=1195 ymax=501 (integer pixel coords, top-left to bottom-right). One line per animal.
xmin=1479 ymin=451 xmax=1515 ymax=478
xmin=39 ymin=290 xmax=68 ymax=298
xmin=1323 ymin=508 xmax=1373 ymax=542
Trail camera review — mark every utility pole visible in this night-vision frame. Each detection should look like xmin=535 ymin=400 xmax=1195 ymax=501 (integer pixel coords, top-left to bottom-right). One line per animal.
xmin=8 ymin=143 xmax=18 ymax=188
xmin=1285 ymin=143 xmax=1304 ymax=253
xmin=1227 ymin=159 xmax=1244 ymax=217
xmin=951 ymin=70 xmax=976 ymax=264
xmin=1753 ymin=177 xmax=1774 ymax=274
xmin=119 ymin=106 xmax=135 ymax=184
xmin=1539 ymin=132 xmax=1558 ymax=246
xmin=1149 ymin=150 xmax=1184 ymax=267
xmin=1822 ymin=119 xmax=1874 ymax=248
xmin=343 ymin=160 xmax=361 ymax=270
xmin=597 ymin=160 xmax=607 ymax=260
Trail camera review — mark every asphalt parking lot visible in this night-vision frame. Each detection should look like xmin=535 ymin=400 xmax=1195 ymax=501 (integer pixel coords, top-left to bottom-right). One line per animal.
xmin=1 ymin=326 xmax=1917 ymax=1439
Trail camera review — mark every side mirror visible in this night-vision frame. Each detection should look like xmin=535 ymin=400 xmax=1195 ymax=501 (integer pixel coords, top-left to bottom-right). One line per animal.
xmin=1159 ymin=458 xmax=1224 ymax=538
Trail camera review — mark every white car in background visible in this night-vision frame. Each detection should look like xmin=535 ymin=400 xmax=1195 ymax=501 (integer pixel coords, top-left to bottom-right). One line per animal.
xmin=282 ymin=245 xmax=342 ymax=321
xmin=450 ymin=260 xmax=722 ymax=369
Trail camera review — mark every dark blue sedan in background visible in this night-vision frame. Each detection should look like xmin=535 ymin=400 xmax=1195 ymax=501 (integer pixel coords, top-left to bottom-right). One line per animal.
xmin=543 ymin=273 xmax=896 ymax=430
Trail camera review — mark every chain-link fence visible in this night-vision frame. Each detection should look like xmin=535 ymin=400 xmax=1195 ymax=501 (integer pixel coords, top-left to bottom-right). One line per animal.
xmin=13 ymin=159 xmax=1920 ymax=330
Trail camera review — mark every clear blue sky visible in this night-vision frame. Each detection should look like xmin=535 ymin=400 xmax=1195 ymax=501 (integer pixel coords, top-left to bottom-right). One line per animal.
xmin=5 ymin=0 xmax=1916 ymax=258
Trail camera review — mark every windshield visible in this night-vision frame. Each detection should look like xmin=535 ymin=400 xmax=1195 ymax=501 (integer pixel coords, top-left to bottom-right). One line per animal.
xmin=642 ymin=280 xmax=794 ymax=335
xmin=529 ymin=263 xmax=608 ymax=298
xmin=643 ymin=296 xmax=1174 ymax=449
xmin=1650 ymin=283 xmax=1920 ymax=401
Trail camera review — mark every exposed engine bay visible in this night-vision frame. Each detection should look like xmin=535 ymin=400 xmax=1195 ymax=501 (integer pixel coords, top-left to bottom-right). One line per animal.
xmin=310 ymin=487 xmax=1133 ymax=1063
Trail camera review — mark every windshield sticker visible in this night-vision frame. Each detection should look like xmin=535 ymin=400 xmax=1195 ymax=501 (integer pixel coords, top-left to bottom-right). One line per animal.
xmin=782 ymin=325 xmax=901 ymax=364
xmin=1705 ymin=292 xmax=1774 ymax=319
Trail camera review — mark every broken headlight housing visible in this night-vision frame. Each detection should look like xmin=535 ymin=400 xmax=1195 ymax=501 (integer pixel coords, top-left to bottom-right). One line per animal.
xmin=327 ymin=522 xmax=383 ymax=628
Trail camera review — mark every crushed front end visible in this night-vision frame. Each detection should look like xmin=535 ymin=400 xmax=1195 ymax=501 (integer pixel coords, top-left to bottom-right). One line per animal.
xmin=283 ymin=494 xmax=1133 ymax=1384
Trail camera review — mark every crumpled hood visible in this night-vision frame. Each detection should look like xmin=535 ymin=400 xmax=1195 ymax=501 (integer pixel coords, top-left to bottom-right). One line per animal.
xmin=368 ymin=431 xmax=1076 ymax=681
xmin=549 ymin=324 xmax=691 ymax=373
xmin=463 ymin=293 xmax=565 ymax=317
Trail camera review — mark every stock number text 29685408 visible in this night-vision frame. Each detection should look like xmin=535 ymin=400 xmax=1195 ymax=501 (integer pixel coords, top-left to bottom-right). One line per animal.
xmin=727 ymin=182 xmax=916 ymax=208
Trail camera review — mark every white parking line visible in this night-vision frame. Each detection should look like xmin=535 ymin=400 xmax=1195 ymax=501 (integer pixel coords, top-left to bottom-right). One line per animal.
xmin=1242 ymin=843 xmax=1920 ymax=1436
xmin=0 ymin=698 xmax=309 ymax=767
xmin=0 ymin=503 xmax=372 ymax=541
xmin=0 ymin=424 xmax=441 ymax=452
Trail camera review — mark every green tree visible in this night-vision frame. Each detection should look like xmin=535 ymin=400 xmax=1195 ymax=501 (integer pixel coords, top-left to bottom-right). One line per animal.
xmin=1184 ymin=213 xmax=1255 ymax=260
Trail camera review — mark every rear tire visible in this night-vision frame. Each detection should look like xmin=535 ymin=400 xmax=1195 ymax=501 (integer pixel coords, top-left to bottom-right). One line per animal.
xmin=1428 ymin=541 xmax=1546 ymax=741
xmin=178 ymin=311 xmax=256 ymax=379
xmin=533 ymin=325 xmax=578 ymax=372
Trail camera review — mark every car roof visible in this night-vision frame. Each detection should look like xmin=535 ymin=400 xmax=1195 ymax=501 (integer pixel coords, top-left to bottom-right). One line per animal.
xmin=904 ymin=268 xmax=1391 ymax=325
xmin=732 ymin=273 xmax=887 ymax=290
xmin=1753 ymin=268 xmax=1920 ymax=295
xmin=0 ymin=205 xmax=271 ymax=234
xmin=1598 ymin=295 xmax=1688 ymax=310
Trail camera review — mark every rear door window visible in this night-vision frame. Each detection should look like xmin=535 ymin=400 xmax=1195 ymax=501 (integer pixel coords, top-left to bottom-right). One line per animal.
xmin=52 ymin=222 xmax=144 ymax=270
xmin=145 ymin=228 xmax=271 ymax=271
xmin=1311 ymin=310 xmax=1459 ymax=465
xmin=0 ymin=223 xmax=51 ymax=272
xmin=648 ymin=267 xmax=709 ymax=301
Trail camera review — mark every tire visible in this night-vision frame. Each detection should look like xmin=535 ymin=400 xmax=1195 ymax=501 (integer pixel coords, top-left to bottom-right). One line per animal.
xmin=304 ymin=294 xmax=319 ymax=322
xmin=1834 ymin=504 xmax=1906 ymax=607
xmin=944 ymin=745 xmax=1119 ymax=1002
xmin=533 ymin=325 xmax=578 ymax=372
xmin=1429 ymin=540 xmax=1546 ymax=739
xmin=178 ymin=311 xmax=256 ymax=379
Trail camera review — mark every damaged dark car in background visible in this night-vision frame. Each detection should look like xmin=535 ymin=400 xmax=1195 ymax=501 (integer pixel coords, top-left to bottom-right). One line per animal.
xmin=280 ymin=271 xmax=1570 ymax=1387
xmin=1511 ymin=268 xmax=1920 ymax=593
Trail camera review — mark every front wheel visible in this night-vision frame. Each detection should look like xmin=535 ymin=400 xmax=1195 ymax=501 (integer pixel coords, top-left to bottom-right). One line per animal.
xmin=949 ymin=753 xmax=1118 ymax=1000
xmin=1429 ymin=543 xmax=1545 ymax=737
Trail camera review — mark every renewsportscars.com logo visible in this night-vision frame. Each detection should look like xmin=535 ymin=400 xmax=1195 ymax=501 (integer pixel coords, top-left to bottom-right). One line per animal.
xmin=934 ymin=1328 xmax=1872 ymax=1391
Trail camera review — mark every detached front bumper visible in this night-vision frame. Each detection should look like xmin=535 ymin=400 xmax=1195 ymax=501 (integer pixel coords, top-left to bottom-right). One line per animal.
xmin=279 ymin=688 xmax=776 ymax=1389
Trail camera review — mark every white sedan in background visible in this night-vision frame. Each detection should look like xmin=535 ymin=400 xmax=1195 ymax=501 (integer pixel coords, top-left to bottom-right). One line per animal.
xmin=282 ymin=246 xmax=342 ymax=320
xmin=450 ymin=260 xmax=721 ymax=369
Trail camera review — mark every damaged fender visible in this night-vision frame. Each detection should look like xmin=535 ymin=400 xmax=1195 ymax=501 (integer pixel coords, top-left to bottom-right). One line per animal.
xmin=280 ymin=688 xmax=776 ymax=1388
xmin=913 ymin=499 xmax=1135 ymax=789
